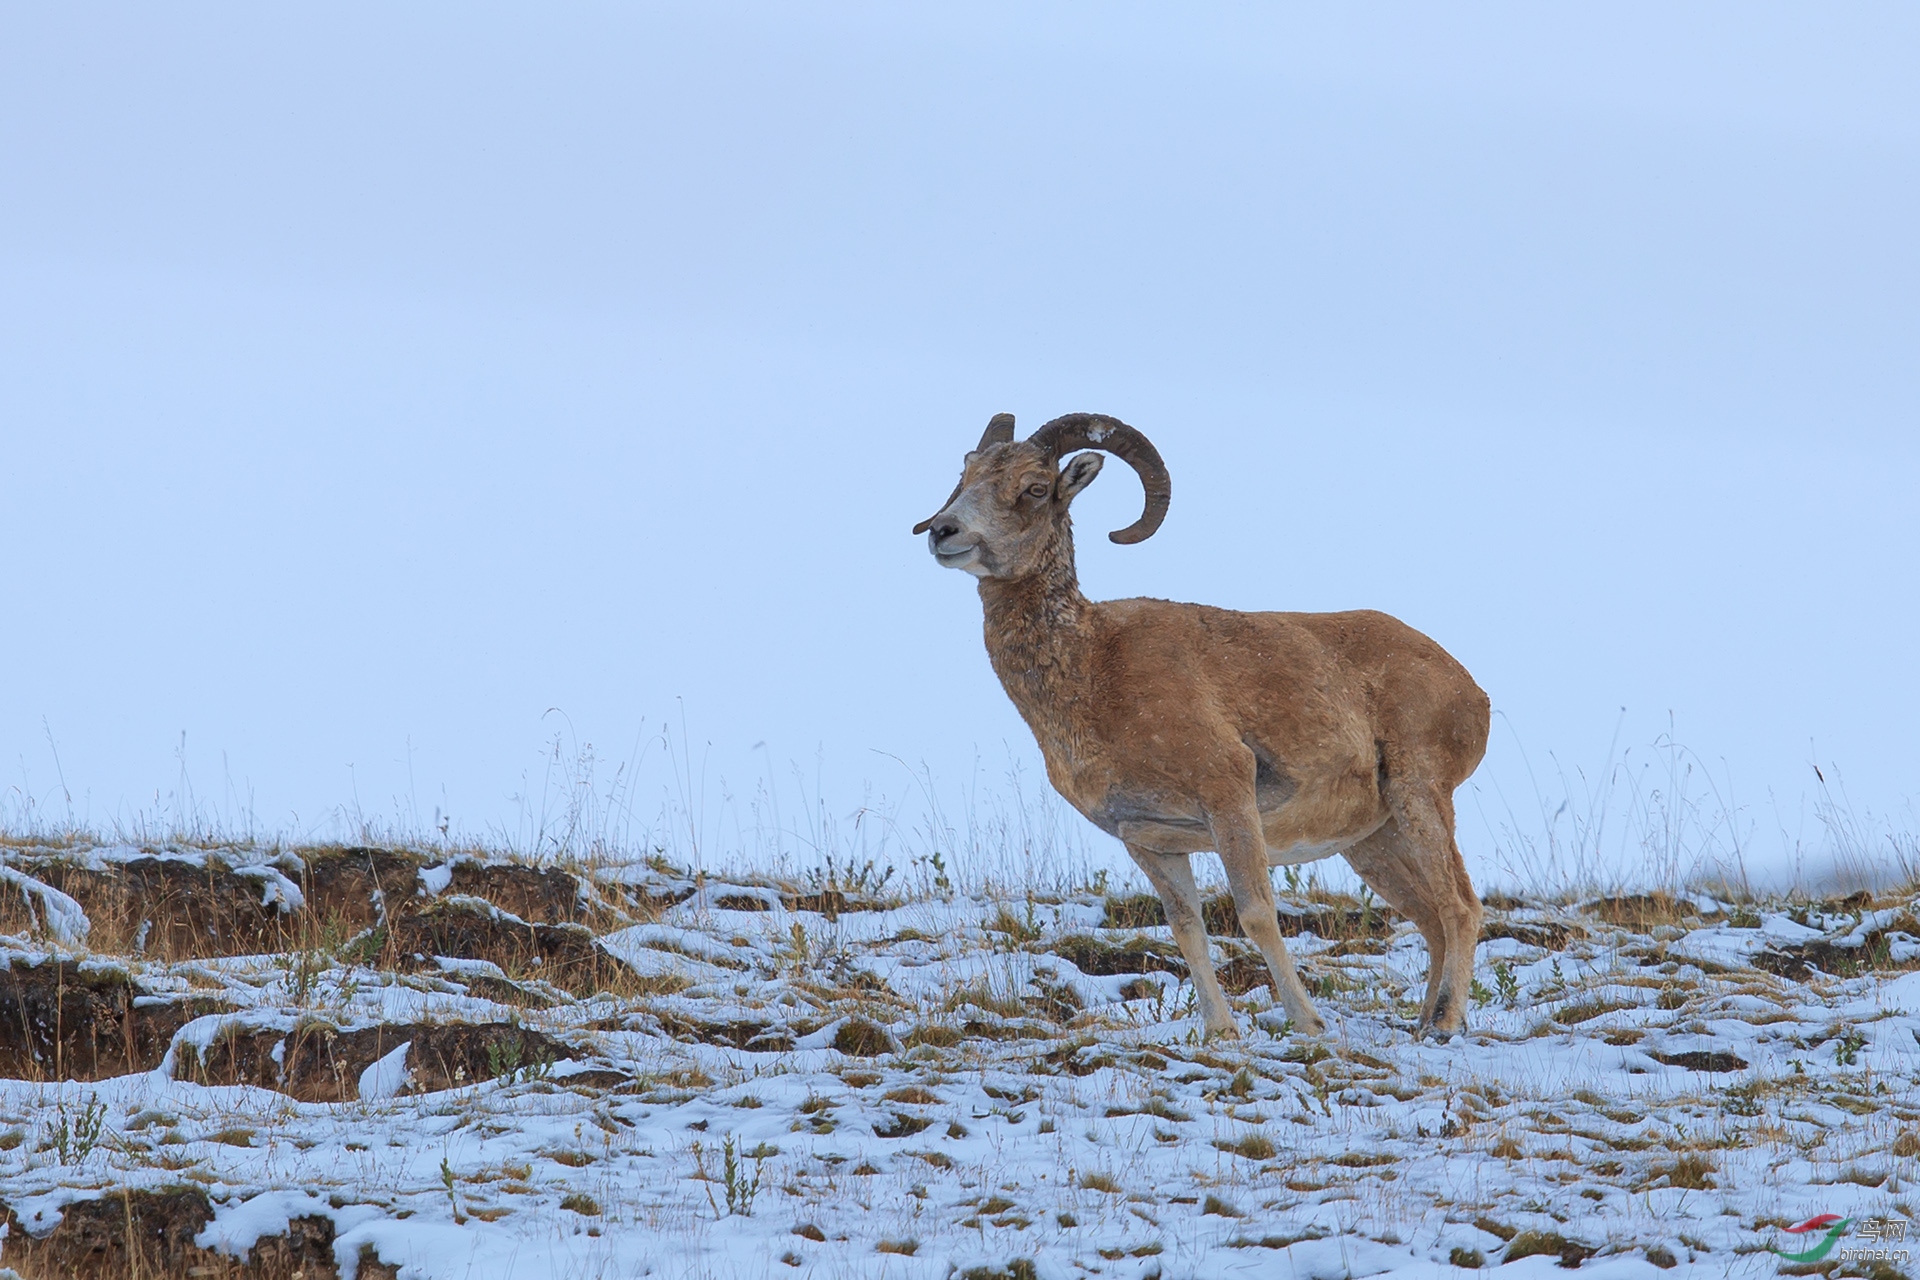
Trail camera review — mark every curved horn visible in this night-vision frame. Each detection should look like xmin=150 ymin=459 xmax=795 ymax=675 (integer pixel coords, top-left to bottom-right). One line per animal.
xmin=912 ymin=413 xmax=1018 ymax=535
xmin=1024 ymin=412 xmax=1170 ymax=544
xmin=976 ymin=412 xmax=1016 ymax=451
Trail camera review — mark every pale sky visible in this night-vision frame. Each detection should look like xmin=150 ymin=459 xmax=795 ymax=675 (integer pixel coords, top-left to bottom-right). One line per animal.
xmin=3 ymin=4 xmax=1916 ymax=888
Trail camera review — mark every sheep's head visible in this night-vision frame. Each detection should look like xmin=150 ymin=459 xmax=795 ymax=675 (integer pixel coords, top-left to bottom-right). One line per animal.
xmin=914 ymin=412 xmax=1171 ymax=580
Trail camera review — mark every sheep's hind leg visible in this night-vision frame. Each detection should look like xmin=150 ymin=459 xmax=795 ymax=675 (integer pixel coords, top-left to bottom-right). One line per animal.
xmin=1389 ymin=784 xmax=1482 ymax=1038
xmin=1343 ymin=820 xmax=1452 ymax=1034
xmin=1124 ymin=845 xmax=1238 ymax=1040
xmin=1343 ymin=796 xmax=1482 ymax=1039
xmin=1209 ymin=803 xmax=1326 ymax=1036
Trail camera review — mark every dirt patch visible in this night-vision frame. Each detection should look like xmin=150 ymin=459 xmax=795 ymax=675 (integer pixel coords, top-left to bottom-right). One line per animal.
xmin=788 ymin=889 xmax=896 ymax=917
xmin=1483 ymin=919 xmax=1583 ymax=949
xmin=18 ymin=856 xmax=296 ymax=959
xmin=1216 ymin=952 xmax=1274 ymax=996
xmin=299 ymin=846 xmax=426 ymax=931
xmin=1641 ymin=1153 xmax=1717 ymax=1190
xmin=0 ymin=958 xmax=226 ymax=1081
xmin=445 ymin=862 xmax=593 ymax=925
xmin=1063 ymin=939 xmax=1306 ymax=1002
xmin=0 ymin=1186 xmax=359 ymax=1279
xmin=1270 ymin=900 xmax=1398 ymax=940
xmin=1586 ymin=893 xmax=1701 ymax=930
xmin=652 ymin=1010 xmax=805 ymax=1053
xmin=1763 ymin=922 xmax=1920 ymax=980
xmin=1554 ymin=998 xmax=1639 ymax=1025
xmin=832 ymin=1017 xmax=895 ymax=1057
xmin=700 ymin=882 xmax=896 ymax=918
xmin=178 ymin=1019 xmax=577 ymax=1100
xmin=1100 ymin=894 xmax=1168 ymax=930
xmin=389 ymin=897 xmax=634 ymax=996
xmin=1051 ymin=935 xmax=1186 ymax=977
xmin=1039 ymin=1040 xmax=1118 ymax=1077
xmin=873 ymin=1111 xmax=934 ymax=1138
xmin=603 ymin=882 xmax=699 ymax=919
xmin=455 ymin=972 xmax=563 ymax=1009
xmin=1650 ymin=1049 xmax=1748 ymax=1073
xmin=1101 ymin=895 xmax=1396 ymax=940
xmin=1504 ymin=1229 xmax=1595 ymax=1268
xmin=6 ymin=846 xmax=435 ymax=961
xmin=1751 ymin=949 xmax=1814 ymax=981
xmin=1212 ymin=894 xmax=1398 ymax=940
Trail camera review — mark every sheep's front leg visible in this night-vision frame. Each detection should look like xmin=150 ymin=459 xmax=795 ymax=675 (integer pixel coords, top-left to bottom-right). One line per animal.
xmin=1209 ymin=800 xmax=1327 ymax=1036
xmin=1123 ymin=844 xmax=1238 ymax=1039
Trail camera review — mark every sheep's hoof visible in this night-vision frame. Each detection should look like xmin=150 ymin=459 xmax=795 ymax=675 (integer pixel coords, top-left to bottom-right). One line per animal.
xmin=1414 ymin=1021 xmax=1459 ymax=1044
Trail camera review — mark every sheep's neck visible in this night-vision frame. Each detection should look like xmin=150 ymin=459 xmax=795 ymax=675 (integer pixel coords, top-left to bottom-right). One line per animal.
xmin=979 ymin=528 xmax=1094 ymax=742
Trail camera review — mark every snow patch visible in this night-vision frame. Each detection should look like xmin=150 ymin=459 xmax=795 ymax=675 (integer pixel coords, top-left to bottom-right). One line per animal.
xmin=0 ymin=866 xmax=89 ymax=944
xmin=357 ymin=1040 xmax=412 ymax=1101
xmin=193 ymin=1192 xmax=388 ymax=1271
xmin=230 ymin=862 xmax=306 ymax=913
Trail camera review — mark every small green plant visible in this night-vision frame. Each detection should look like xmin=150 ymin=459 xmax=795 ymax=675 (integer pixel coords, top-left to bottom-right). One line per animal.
xmin=277 ymin=946 xmax=326 ymax=1004
xmin=1470 ymin=977 xmax=1494 ymax=1007
xmin=337 ymin=926 xmax=387 ymax=967
xmin=697 ymin=1135 xmax=765 ymax=1217
xmin=487 ymin=1038 xmax=521 ymax=1083
xmin=1493 ymin=961 xmax=1520 ymax=1009
xmin=921 ymin=849 xmax=952 ymax=895
xmin=486 ymin=1038 xmax=554 ymax=1086
xmin=50 ymin=1094 xmax=107 ymax=1165
xmin=1833 ymin=1029 xmax=1868 ymax=1066
xmin=806 ymin=855 xmax=896 ymax=910
xmin=440 ymin=1157 xmax=467 ymax=1224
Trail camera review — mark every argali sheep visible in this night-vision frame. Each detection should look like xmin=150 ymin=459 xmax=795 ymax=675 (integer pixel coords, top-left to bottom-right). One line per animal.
xmin=915 ymin=412 xmax=1490 ymax=1039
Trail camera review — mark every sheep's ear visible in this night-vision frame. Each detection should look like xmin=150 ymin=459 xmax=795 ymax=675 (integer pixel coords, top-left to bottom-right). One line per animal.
xmin=1057 ymin=451 xmax=1104 ymax=502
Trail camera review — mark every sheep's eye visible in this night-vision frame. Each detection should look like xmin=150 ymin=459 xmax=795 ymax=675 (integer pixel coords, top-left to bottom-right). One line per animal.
xmin=1026 ymin=482 xmax=1051 ymax=499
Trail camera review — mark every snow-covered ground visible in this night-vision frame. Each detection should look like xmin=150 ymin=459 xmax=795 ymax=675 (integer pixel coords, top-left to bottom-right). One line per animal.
xmin=1 ymin=844 xmax=1917 ymax=1279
